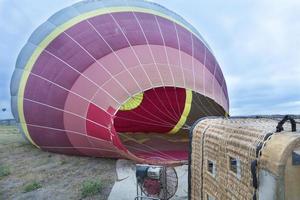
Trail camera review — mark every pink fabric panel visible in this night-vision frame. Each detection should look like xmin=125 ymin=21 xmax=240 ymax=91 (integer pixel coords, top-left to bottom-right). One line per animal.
xmin=63 ymin=130 xmax=107 ymax=157
xmin=170 ymin=66 xmax=185 ymax=88
xmin=133 ymin=45 xmax=154 ymax=65
xmin=181 ymin=51 xmax=193 ymax=71
xmin=204 ymin=67 xmax=214 ymax=99
xmin=165 ymin=47 xmax=180 ymax=67
xmin=222 ymin=92 xmax=229 ymax=112
xmin=92 ymin=89 xmax=119 ymax=111
xmin=71 ymin=75 xmax=99 ymax=100
xmin=128 ymin=67 xmax=152 ymax=90
xmin=99 ymin=54 xmax=124 ymax=76
xmin=157 ymin=64 xmax=174 ymax=86
xmin=101 ymin=78 xmax=129 ymax=104
xmin=83 ymin=62 xmax=111 ymax=86
xmin=64 ymin=92 xmax=89 ymax=116
xmin=66 ymin=44 xmax=226 ymax=118
xmin=64 ymin=132 xmax=91 ymax=148
xmin=115 ymin=70 xmax=141 ymax=95
xmin=149 ymin=45 xmax=168 ymax=64
xmin=143 ymin=64 xmax=164 ymax=87
xmin=214 ymin=79 xmax=222 ymax=105
xmin=115 ymin=47 xmax=140 ymax=68
xmin=213 ymin=80 xmax=223 ymax=107
xmin=183 ymin=68 xmax=194 ymax=90
xmin=63 ymin=112 xmax=86 ymax=135
xmin=194 ymin=61 xmax=205 ymax=94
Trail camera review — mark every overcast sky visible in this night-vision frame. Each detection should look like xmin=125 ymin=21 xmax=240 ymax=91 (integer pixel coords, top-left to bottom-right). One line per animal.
xmin=0 ymin=0 xmax=300 ymax=119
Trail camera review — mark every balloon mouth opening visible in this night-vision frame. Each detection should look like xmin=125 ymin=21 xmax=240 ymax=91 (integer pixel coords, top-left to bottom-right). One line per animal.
xmin=116 ymin=131 xmax=189 ymax=164
xmin=113 ymin=86 xmax=190 ymax=164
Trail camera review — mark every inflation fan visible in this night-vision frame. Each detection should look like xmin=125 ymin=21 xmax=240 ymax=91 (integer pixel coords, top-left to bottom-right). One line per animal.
xmin=135 ymin=165 xmax=178 ymax=200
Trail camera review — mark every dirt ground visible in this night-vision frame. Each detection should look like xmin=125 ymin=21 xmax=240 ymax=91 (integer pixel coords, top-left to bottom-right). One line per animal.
xmin=0 ymin=125 xmax=117 ymax=200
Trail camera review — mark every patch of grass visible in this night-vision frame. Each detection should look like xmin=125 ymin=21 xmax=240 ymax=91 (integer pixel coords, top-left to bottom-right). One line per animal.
xmin=80 ymin=180 xmax=102 ymax=198
xmin=60 ymin=159 xmax=67 ymax=165
xmin=0 ymin=165 xmax=10 ymax=179
xmin=23 ymin=181 xmax=42 ymax=193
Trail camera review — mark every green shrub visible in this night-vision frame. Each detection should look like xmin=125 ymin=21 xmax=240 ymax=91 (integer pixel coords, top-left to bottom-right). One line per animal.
xmin=0 ymin=165 xmax=10 ymax=179
xmin=23 ymin=181 xmax=42 ymax=193
xmin=81 ymin=180 xmax=102 ymax=198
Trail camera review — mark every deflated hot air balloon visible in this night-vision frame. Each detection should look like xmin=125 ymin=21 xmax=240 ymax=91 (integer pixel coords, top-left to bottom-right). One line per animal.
xmin=10 ymin=0 xmax=229 ymax=165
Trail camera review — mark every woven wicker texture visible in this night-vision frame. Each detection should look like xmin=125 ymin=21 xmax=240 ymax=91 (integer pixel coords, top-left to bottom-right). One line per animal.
xmin=190 ymin=117 xmax=293 ymax=200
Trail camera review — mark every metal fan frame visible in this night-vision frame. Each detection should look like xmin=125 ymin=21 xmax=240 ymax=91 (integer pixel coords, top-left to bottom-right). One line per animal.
xmin=136 ymin=165 xmax=178 ymax=200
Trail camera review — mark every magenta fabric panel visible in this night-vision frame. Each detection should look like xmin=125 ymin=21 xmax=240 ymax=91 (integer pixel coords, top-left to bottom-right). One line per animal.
xmin=134 ymin=12 xmax=164 ymax=46
xmin=113 ymin=12 xmax=148 ymax=46
xmin=65 ymin=20 xmax=112 ymax=59
xmin=192 ymin=34 xmax=205 ymax=65
xmin=24 ymin=100 xmax=64 ymax=129
xmin=157 ymin=16 xmax=179 ymax=49
xmin=24 ymin=75 xmax=68 ymax=110
xmin=204 ymin=47 xmax=217 ymax=75
xmin=88 ymin=14 xmax=129 ymax=51
xmin=31 ymin=51 xmax=80 ymax=90
xmin=27 ymin=125 xmax=79 ymax=151
xmin=45 ymin=33 xmax=95 ymax=73
xmin=176 ymin=23 xmax=193 ymax=56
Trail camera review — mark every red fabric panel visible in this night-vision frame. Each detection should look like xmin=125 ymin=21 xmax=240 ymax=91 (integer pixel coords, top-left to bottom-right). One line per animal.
xmin=86 ymin=103 xmax=112 ymax=141
xmin=87 ymin=103 xmax=112 ymax=127
xmin=86 ymin=122 xmax=111 ymax=141
xmin=114 ymin=87 xmax=186 ymax=133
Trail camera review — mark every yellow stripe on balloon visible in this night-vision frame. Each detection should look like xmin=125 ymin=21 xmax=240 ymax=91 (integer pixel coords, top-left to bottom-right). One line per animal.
xmin=119 ymin=93 xmax=144 ymax=111
xmin=17 ymin=6 xmax=201 ymax=146
xmin=169 ymin=89 xmax=192 ymax=134
xmin=18 ymin=71 xmax=39 ymax=147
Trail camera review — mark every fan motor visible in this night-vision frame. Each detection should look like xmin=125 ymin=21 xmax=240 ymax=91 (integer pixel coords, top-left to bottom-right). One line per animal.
xmin=135 ymin=164 xmax=178 ymax=200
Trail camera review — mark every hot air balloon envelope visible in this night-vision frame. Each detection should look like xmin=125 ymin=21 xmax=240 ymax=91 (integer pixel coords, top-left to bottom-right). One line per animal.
xmin=10 ymin=0 xmax=229 ymax=165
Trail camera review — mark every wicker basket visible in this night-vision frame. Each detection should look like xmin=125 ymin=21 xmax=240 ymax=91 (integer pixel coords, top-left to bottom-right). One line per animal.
xmin=189 ymin=116 xmax=300 ymax=200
